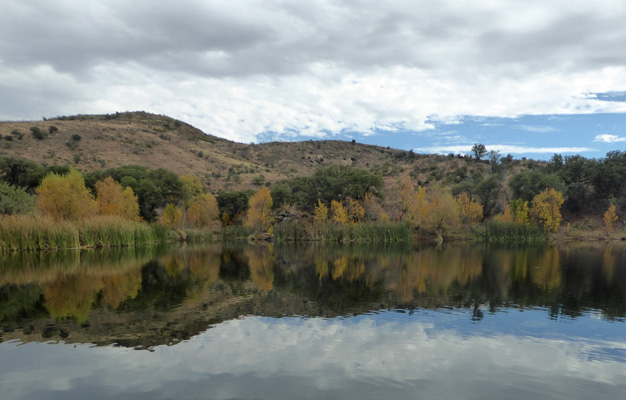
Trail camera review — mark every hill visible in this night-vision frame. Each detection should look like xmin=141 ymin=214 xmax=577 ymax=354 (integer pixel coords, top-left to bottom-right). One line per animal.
xmin=0 ymin=111 xmax=483 ymax=193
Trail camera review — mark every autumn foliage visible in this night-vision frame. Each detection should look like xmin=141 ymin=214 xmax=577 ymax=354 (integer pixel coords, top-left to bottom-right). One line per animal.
xmin=161 ymin=203 xmax=183 ymax=229
xmin=36 ymin=168 xmax=98 ymax=220
xmin=187 ymin=193 xmax=219 ymax=228
xmin=456 ymin=192 xmax=483 ymax=226
xmin=314 ymin=199 xmax=329 ymax=223
xmin=604 ymin=204 xmax=619 ymax=232
xmin=530 ymin=188 xmax=564 ymax=233
xmin=95 ymin=176 xmax=140 ymax=221
xmin=245 ymin=187 xmax=274 ymax=232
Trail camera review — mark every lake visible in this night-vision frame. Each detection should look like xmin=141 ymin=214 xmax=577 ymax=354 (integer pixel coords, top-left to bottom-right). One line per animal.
xmin=1 ymin=242 xmax=625 ymax=399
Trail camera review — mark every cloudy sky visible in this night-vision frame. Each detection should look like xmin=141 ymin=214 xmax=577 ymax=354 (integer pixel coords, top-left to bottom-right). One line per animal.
xmin=2 ymin=0 xmax=626 ymax=159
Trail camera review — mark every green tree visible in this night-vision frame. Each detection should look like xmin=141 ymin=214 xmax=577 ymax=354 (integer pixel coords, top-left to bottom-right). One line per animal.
xmin=217 ymin=190 xmax=254 ymax=223
xmin=509 ymin=170 xmax=565 ymax=203
xmin=471 ymin=144 xmax=487 ymax=160
xmin=0 ymin=181 xmax=35 ymax=215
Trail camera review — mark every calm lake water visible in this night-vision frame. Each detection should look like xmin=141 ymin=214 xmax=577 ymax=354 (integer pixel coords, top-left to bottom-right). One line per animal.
xmin=1 ymin=242 xmax=626 ymax=399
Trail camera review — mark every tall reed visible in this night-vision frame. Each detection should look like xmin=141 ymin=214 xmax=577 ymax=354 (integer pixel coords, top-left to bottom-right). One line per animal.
xmin=0 ymin=214 xmax=170 ymax=253
xmin=475 ymin=221 xmax=546 ymax=243
xmin=273 ymin=221 xmax=411 ymax=243
xmin=0 ymin=215 xmax=79 ymax=253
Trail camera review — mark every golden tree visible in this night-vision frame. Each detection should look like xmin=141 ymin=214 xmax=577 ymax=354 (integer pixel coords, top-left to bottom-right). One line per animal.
xmin=456 ymin=192 xmax=483 ymax=226
xmin=245 ymin=187 xmax=274 ymax=232
xmin=95 ymin=176 xmax=140 ymax=221
xmin=330 ymin=200 xmax=349 ymax=224
xmin=180 ymin=174 xmax=205 ymax=229
xmin=530 ymin=188 xmax=564 ymax=233
xmin=347 ymin=198 xmax=365 ymax=223
xmin=396 ymin=175 xmax=416 ymax=222
xmin=511 ymin=199 xmax=530 ymax=224
xmin=187 ymin=193 xmax=219 ymax=228
xmin=420 ymin=186 xmax=460 ymax=241
xmin=604 ymin=204 xmax=619 ymax=232
xmin=36 ymin=168 xmax=98 ymax=220
xmin=313 ymin=199 xmax=329 ymax=223
xmin=161 ymin=203 xmax=183 ymax=229
xmin=499 ymin=205 xmax=513 ymax=222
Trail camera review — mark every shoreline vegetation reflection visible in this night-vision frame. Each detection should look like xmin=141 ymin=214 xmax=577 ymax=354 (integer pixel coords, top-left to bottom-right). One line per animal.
xmin=1 ymin=242 xmax=625 ymax=347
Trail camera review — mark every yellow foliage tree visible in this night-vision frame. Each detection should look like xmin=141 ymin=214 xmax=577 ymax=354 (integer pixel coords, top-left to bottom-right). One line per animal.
xmin=530 ymin=188 xmax=564 ymax=233
xmin=36 ymin=168 xmax=98 ymax=220
xmin=396 ymin=175 xmax=416 ymax=223
xmin=421 ymin=186 xmax=460 ymax=241
xmin=347 ymin=198 xmax=365 ymax=223
xmin=456 ymin=192 xmax=483 ymax=226
xmin=511 ymin=199 xmax=530 ymax=224
xmin=500 ymin=205 xmax=513 ymax=222
xmin=604 ymin=204 xmax=619 ymax=232
xmin=245 ymin=187 xmax=274 ymax=232
xmin=313 ymin=199 xmax=329 ymax=223
xmin=180 ymin=174 xmax=205 ymax=229
xmin=161 ymin=203 xmax=183 ymax=229
xmin=330 ymin=200 xmax=349 ymax=224
xmin=187 ymin=193 xmax=219 ymax=228
xmin=95 ymin=176 xmax=140 ymax=221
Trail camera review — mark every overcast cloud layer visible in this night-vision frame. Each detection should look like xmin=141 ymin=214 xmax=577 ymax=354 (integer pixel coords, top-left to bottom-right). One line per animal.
xmin=2 ymin=0 xmax=626 ymax=147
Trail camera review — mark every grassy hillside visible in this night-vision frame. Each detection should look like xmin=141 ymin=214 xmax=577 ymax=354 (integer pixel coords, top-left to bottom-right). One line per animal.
xmin=0 ymin=111 xmax=495 ymax=193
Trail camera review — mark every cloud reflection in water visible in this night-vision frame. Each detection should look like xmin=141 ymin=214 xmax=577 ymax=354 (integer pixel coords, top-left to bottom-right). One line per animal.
xmin=1 ymin=311 xmax=626 ymax=400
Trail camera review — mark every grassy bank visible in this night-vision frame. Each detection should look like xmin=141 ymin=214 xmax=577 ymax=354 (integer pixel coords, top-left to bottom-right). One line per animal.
xmin=474 ymin=221 xmax=546 ymax=243
xmin=274 ymin=221 xmax=411 ymax=243
xmin=0 ymin=215 xmax=174 ymax=253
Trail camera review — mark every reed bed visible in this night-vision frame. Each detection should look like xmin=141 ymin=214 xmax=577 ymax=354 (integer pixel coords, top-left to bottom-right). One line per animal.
xmin=221 ymin=225 xmax=255 ymax=241
xmin=0 ymin=214 xmax=170 ymax=253
xmin=475 ymin=221 xmax=546 ymax=243
xmin=273 ymin=221 xmax=411 ymax=243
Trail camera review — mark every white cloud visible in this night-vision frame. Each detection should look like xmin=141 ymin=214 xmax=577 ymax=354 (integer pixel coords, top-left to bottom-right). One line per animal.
xmin=594 ymin=134 xmax=626 ymax=143
xmin=517 ymin=125 xmax=559 ymax=133
xmin=413 ymin=144 xmax=595 ymax=155
xmin=1 ymin=1 xmax=626 ymax=143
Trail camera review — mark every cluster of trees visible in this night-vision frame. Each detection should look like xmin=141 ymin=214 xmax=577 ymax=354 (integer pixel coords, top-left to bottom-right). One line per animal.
xmin=0 ymin=157 xmax=219 ymax=229
xmin=3 ymin=147 xmax=626 ymax=237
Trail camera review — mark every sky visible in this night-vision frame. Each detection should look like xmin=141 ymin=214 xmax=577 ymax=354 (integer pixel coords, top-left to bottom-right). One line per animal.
xmin=2 ymin=1 xmax=626 ymax=160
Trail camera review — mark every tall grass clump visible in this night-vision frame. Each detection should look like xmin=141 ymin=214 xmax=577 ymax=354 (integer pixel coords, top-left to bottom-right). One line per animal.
xmin=0 ymin=215 xmax=79 ymax=253
xmin=77 ymin=216 xmax=165 ymax=247
xmin=475 ymin=221 xmax=546 ymax=243
xmin=0 ymin=214 xmax=171 ymax=253
xmin=274 ymin=221 xmax=411 ymax=243
xmin=222 ymin=225 xmax=254 ymax=241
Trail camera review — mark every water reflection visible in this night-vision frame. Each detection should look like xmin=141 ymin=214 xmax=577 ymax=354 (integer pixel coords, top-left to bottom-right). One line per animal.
xmin=1 ymin=242 xmax=625 ymax=347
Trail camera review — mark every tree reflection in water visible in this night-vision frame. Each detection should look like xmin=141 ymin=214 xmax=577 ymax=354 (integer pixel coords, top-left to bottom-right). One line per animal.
xmin=1 ymin=242 xmax=626 ymax=346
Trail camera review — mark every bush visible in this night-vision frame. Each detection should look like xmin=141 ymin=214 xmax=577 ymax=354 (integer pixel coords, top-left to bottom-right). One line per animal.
xmin=71 ymin=134 xmax=82 ymax=141
xmin=48 ymin=126 xmax=59 ymax=134
xmin=30 ymin=127 xmax=47 ymax=140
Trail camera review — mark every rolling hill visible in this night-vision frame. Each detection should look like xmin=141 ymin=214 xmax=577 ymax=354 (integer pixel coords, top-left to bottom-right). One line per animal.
xmin=0 ymin=111 xmax=476 ymax=192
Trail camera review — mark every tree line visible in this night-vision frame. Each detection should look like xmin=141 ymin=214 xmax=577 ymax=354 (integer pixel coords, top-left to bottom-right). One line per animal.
xmin=1 ymin=148 xmax=625 ymax=239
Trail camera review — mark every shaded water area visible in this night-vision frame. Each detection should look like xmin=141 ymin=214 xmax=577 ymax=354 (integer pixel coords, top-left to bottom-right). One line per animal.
xmin=1 ymin=242 xmax=626 ymax=399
